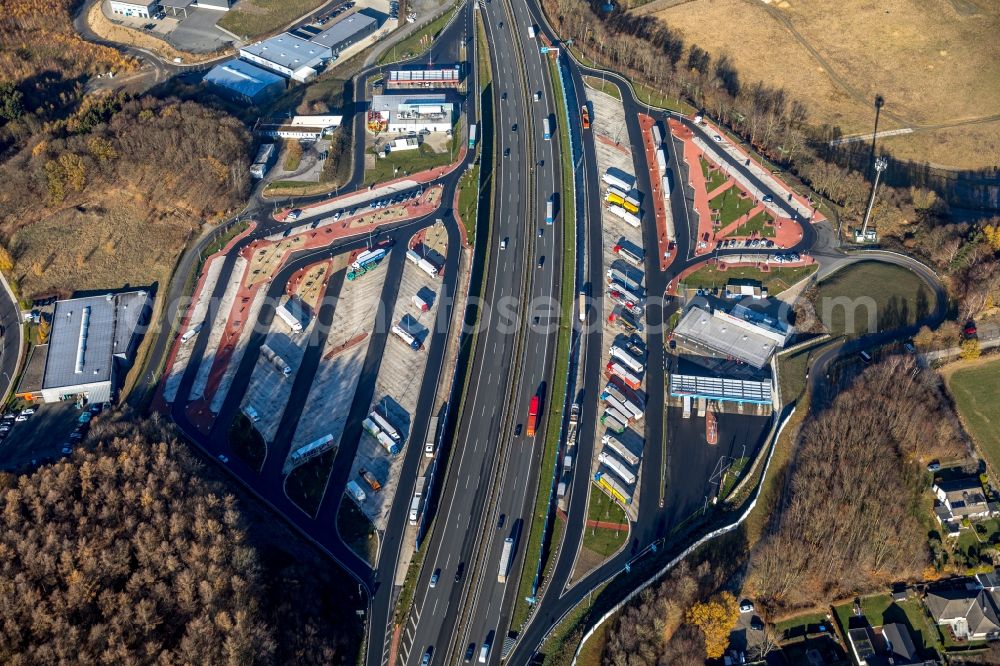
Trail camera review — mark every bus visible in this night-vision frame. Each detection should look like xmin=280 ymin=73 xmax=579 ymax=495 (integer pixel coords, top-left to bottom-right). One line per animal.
xmin=542 ymin=117 xmax=552 ymax=140
xmin=468 ymin=123 xmax=477 ymax=149
xmin=545 ymin=197 xmax=554 ymax=224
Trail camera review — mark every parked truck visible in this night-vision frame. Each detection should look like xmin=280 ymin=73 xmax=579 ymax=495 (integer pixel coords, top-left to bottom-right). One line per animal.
xmin=498 ymin=537 xmax=515 ymax=583
xmin=260 ymin=344 xmax=292 ymax=376
xmin=682 ymin=395 xmax=692 ymax=419
xmin=347 ymin=248 xmax=387 ymax=280
xmin=408 ymin=477 xmax=426 ymax=525
xmin=599 ymin=451 xmax=637 ymax=486
xmin=370 ymin=410 xmax=401 ymax=442
xmin=581 ymin=105 xmax=591 ymax=129
xmin=614 ymin=243 xmax=645 ymax=268
xmin=603 ymin=433 xmax=641 ymax=466
xmin=602 ymin=167 xmax=635 ymax=193
xmin=391 ymin=323 xmax=422 ymax=350
xmin=601 ymin=394 xmax=633 ymax=423
xmin=526 ymin=395 xmax=540 ymax=437
xmin=594 ymin=470 xmax=632 ymax=505
xmin=181 ymin=321 xmax=204 ymax=344
xmin=567 ymin=403 xmax=580 ymax=448
xmin=600 ymin=409 xmax=627 ymax=434
xmin=359 ymin=468 xmax=382 ymax=492
xmin=346 ymin=480 xmax=367 ymax=503
xmin=405 ymin=248 xmax=439 ymax=278
xmin=412 ymin=292 xmax=431 ymax=312
xmin=607 ymin=307 xmax=642 ymax=334
xmin=607 ymin=204 xmax=641 ymax=228
xmin=606 ymin=361 xmax=641 ymax=390
xmin=424 ymin=415 xmax=439 ymax=458
xmin=606 ymin=267 xmax=643 ymax=293
xmin=610 ymin=344 xmax=645 ymax=374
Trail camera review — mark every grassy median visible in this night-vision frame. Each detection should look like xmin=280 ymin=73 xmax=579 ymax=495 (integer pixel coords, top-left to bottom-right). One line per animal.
xmin=377 ymin=5 xmax=459 ymax=65
xmin=510 ymin=56 xmax=577 ymax=630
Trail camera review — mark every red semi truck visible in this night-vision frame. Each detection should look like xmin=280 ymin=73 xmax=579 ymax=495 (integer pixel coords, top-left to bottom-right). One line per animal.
xmin=526 ymin=395 xmax=540 ymax=437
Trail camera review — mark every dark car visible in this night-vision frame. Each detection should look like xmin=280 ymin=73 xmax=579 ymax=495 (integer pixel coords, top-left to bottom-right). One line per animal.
xmin=497 ymin=514 xmax=506 ymax=529
xmin=455 ymin=562 xmax=465 ymax=582
xmin=464 ymin=644 xmax=476 ymax=662
xmin=537 ymin=256 xmax=544 ymax=269
xmin=504 ymin=148 xmax=510 ymax=158
xmin=501 ymin=91 xmax=507 ymax=101
xmin=964 ymin=322 xmax=978 ymax=339
xmin=762 ymin=194 xmax=774 ymax=203
xmin=514 ymin=424 xmax=522 ymax=436
xmin=750 ymin=616 xmax=765 ymax=631
xmin=511 ymin=123 xmax=517 ymax=132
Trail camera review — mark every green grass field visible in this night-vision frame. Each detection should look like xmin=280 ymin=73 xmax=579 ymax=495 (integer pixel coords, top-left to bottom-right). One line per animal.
xmin=680 ymin=263 xmax=816 ymax=296
xmin=814 ymin=261 xmax=930 ymax=337
xmin=583 ymin=76 xmax=622 ymax=100
xmin=582 ymin=485 xmax=629 ymax=557
xmin=456 ymin=165 xmax=480 ymax=245
xmin=218 ymin=0 xmax=326 ymax=39
xmin=733 ymin=210 xmax=775 ymax=238
xmin=709 ymin=188 xmax=756 ymax=225
xmin=701 ymin=156 xmax=728 ymax=192
xmin=834 ymin=594 xmax=944 ymax=658
xmin=948 ymin=357 xmax=1000 ymax=476
xmin=365 ymin=141 xmax=456 ymax=185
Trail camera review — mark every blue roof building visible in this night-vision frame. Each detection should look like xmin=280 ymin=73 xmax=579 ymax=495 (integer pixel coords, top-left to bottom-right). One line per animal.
xmin=204 ymin=59 xmax=286 ymax=105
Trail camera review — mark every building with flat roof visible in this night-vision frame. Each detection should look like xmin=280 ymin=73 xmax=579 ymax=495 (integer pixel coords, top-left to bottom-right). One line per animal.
xmin=668 ymin=373 xmax=773 ymax=405
xmin=310 ymin=12 xmax=378 ymax=54
xmin=387 ymin=66 xmax=463 ymax=89
xmin=109 ymin=0 xmax=159 ymax=18
xmin=673 ymin=303 xmax=791 ymax=368
xmin=239 ymin=33 xmax=328 ymax=82
xmin=26 ymin=291 xmax=151 ymax=404
xmin=256 ymin=114 xmax=343 ymax=140
xmin=197 ymin=0 xmax=231 ymax=9
xmin=370 ymin=94 xmax=455 ymax=133
xmin=204 ymin=59 xmax=286 ymax=105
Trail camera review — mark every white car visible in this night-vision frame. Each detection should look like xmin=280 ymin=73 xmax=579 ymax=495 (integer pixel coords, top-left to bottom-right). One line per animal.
xmin=15 ymin=415 xmax=27 ymax=422
xmin=740 ymin=600 xmax=754 ymax=613
xmin=333 ymin=211 xmax=342 ymax=221
xmin=713 ymin=134 xmax=722 ymax=142
xmin=218 ymin=454 xmax=229 ymax=463
xmin=500 ymin=238 xmax=508 ymax=250
xmin=21 ymin=408 xmax=35 ymax=415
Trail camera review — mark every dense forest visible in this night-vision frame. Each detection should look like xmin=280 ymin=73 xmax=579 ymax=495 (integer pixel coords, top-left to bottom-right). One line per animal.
xmin=748 ymin=358 xmax=964 ymax=610
xmin=0 ymin=415 xmax=361 ymax=664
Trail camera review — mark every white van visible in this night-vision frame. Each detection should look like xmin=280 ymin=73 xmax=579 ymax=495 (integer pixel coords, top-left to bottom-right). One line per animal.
xmin=478 ymin=643 xmax=490 ymax=664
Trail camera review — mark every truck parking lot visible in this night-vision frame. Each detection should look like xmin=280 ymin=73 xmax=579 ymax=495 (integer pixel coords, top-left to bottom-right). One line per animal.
xmin=347 ymin=225 xmax=447 ymax=530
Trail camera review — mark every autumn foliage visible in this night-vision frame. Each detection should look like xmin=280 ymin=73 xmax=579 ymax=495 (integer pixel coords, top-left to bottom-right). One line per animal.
xmin=748 ymin=357 xmax=964 ymax=609
xmin=0 ymin=417 xmax=361 ymax=664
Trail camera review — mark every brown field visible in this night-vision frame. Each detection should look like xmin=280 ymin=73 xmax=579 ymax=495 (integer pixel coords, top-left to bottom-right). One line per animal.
xmin=652 ymin=0 xmax=1000 ymax=169
xmin=10 ymin=194 xmax=193 ymax=297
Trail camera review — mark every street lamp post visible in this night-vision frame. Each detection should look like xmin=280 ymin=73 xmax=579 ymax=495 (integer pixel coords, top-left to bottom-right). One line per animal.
xmin=860 ymin=156 xmax=887 ymax=241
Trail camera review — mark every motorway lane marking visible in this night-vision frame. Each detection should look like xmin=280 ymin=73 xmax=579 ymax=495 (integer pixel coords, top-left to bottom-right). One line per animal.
xmin=446 ymin=553 xmax=452 ymax=568
xmin=465 ymin=476 xmax=471 ymax=489
xmin=433 ymin=598 xmax=440 ymax=615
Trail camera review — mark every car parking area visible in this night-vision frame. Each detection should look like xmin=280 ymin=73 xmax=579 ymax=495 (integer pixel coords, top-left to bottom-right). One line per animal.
xmin=102 ymin=2 xmax=234 ymax=54
xmin=0 ymin=402 xmax=92 ymax=472
xmin=283 ymin=249 xmax=392 ymax=470
xmin=348 ymin=226 xmax=447 ymax=529
xmin=589 ymin=85 xmax=648 ymax=521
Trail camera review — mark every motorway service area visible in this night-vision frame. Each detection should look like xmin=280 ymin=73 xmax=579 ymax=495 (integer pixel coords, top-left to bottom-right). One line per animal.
xmin=584 ymin=86 xmax=649 ymax=529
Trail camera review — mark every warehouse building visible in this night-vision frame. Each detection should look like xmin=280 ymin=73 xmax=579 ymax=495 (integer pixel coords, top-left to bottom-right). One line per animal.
xmin=204 ymin=59 xmax=286 ymax=105
xmin=310 ymin=12 xmax=378 ymax=55
xmin=386 ymin=65 xmax=462 ymax=89
xmin=256 ymin=114 xmax=343 ymax=140
xmin=109 ymin=0 xmax=159 ymax=18
xmin=239 ymin=33 xmax=328 ymax=82
xmin=18 ymin=291 xmax=151 ymax=405
xmin=370 ymin=94 xmax=455 ymax=133
xmin=673 ymin=303 xmax=791 ymax=369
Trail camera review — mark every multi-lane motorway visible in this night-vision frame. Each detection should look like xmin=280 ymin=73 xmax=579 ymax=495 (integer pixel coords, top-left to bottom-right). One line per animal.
xmin=67 ymin=0 xmax=957 ymax=663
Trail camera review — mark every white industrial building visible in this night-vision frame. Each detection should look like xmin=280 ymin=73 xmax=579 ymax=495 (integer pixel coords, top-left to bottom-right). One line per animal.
xmin=387 ymin=66 xmax=462 ymax=89
xmin=310 ymin=12 xmax=379 ymax=55
xmin=109 ymin=0 xmax=159 ymax=18
xmin=21 ymin=291 xmax=151 ymax=404
xmin=673 ymin=303 xmax=791 ymax=369
xmin=370 ymin=94 xmax=455 ymax=133
xmin=239 ymin=33 xmax=328 ymax=82
xmin=256 ymin=115 xmax=343 ymax=140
